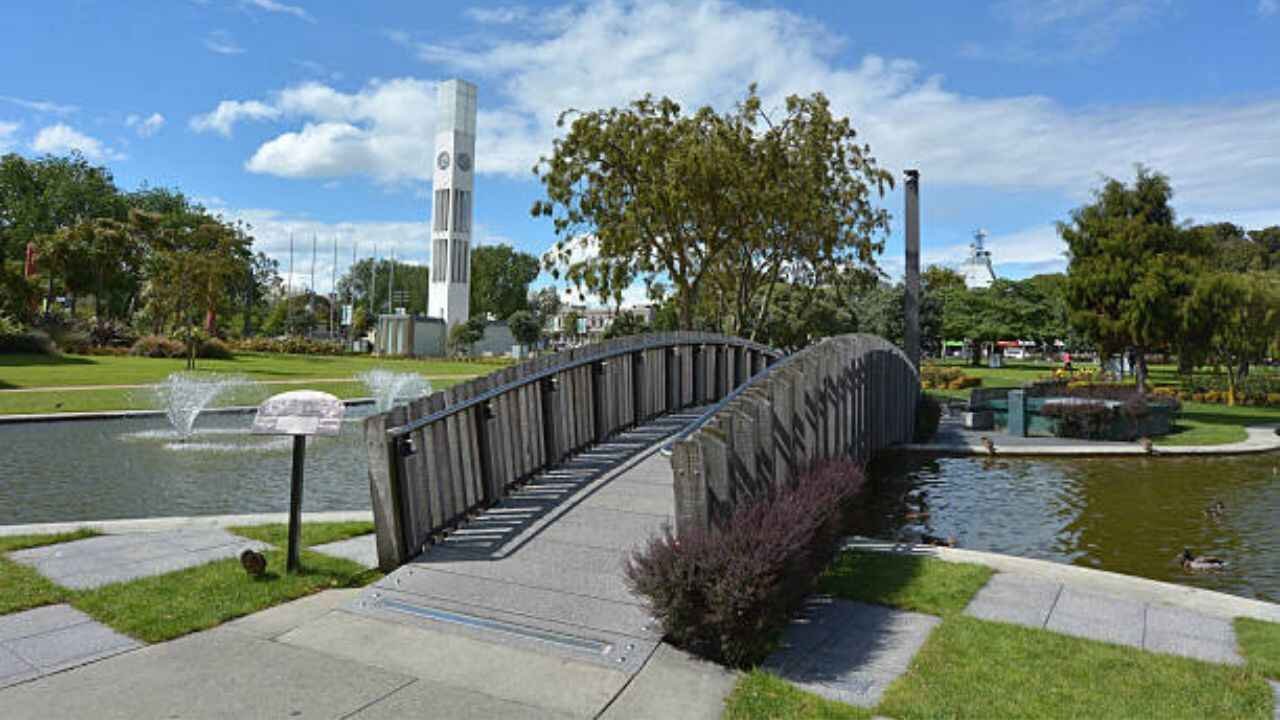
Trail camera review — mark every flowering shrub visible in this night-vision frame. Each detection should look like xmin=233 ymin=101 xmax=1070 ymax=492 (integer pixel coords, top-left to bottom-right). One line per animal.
xmin=624 ymin=460 xmax=866 ymax=667
xmin=229 ymin=336 xmax=347 ymax=355
xmin=920 ymin=364 xmax=982 ymax=390
xmin=129 ymin=335 xmax=186 ymax=358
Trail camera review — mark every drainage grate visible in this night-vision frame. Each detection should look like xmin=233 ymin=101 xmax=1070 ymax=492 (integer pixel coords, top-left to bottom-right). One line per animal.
xmin=377 ymin=598 xmax=613 ymax=656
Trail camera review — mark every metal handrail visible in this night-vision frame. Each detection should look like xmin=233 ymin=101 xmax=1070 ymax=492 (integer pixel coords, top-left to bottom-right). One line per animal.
xmin=385 ymin=333 xmax=780 ymax=439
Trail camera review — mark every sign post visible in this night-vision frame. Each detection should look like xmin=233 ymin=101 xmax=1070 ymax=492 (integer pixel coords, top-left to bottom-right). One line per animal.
xmin=252 ymin=390 xmax=346 ymax=573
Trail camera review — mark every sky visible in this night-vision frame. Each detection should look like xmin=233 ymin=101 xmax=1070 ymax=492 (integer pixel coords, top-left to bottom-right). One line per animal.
xmin=2 ymin=0 xmax=1279 ymax=305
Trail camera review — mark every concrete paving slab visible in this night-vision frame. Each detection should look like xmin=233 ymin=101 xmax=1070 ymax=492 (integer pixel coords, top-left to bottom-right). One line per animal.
xmin=0 ymin=626 xmax=412 ymax=720
xmin=311 ymin=534 xmax=378 ymax=568
xmin=8 ymin=528 xmax=269 ymax=590
xmin=278 ymin=610 xmax=631 ymax=718
xmin=348 ymin=677 xmax=575 ymax=719
xmin=1044 ymin=588 xmax=1145 ymax=648
xmin=1143 ymin=604 xmax=1243 ymax=665
xmin=1270 ymin=681 xmax=1279 ymax=720
xmin=4 ymin=620 xmax=137 ymax=671
xmin=964 ymin=572 xmax=1061 ymax=629
xmin=0 ymin=604 xmax=89 ymax=642
xmin=391 ymin=547 xmax=638 ymax=606
xmin=376 ymin=565 xmax=655 ymax=639
xmin=764 ymin=599 xmax=940 ymax=708
xmin=1143 ymin=631 xmax=1244 ymax=666
xmin=601 ymin=643 xmax=738 ymax=720
xmin=222 ymin=589 xmax=361 ymax=640
xmin=0 ymin=646 xmax=37 ymax=689
xmin=532 ymin=507 xmax=670 ymax=553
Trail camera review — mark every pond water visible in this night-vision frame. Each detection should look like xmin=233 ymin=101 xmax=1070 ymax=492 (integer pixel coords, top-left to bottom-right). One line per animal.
xmin=857 ymin=452 xmax=1280 ymax=603
xmin=0 ymin=408 xmax=373 ymax=524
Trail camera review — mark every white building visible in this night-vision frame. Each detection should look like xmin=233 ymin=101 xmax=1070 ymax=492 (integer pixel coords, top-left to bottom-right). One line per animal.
xmin=959 ymin=229 xmax=996 ymax=289
xmin=427 ymin=79 xmax=477 ymax=328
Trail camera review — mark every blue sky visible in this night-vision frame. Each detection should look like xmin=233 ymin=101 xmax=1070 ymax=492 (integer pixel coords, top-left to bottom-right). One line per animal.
xmin=3 ymin=0 xmax=1279 ymax=304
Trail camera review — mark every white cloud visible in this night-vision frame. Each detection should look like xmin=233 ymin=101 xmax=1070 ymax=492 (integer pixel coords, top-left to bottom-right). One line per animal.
xmin=465 ymin=6 xmax=529 ymax=24
xmin=31 ymin=124 xmax=123 ymax=161
xmin=125 ymin=112 xmax=166 ymax=137
xmin=1261 ymin=0 xmax=1278 ymax=16
xmin=0 ymin=96 xmax=78 ymax=115
xmin=243 ymin=0 xmax=314 ymax=22
xmin=190 ymin=99 xmax=281 ymax=136
xmin=204 ymin=29 xmax=245 ymax=55
xmin=200 ymin=0 xmax=1280 ymax=215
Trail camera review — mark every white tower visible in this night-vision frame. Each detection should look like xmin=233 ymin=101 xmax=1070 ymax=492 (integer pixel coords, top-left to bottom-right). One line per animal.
xmin=428 ymin=79 xmax=477 ymax=328
xmin=959 ymin=229 xmax=996 ymax=289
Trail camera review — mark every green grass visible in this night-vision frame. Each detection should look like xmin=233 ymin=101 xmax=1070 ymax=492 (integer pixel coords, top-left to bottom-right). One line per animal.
xmin=229 ymin=520 xmax=374 ymax=548
xmin=72 ymin=548 xmax=376 ymax=643
xmin=1236 ymin=618 xmax=1280 ymax=680
xmin=0 ymin=351 xmax=507 ymax=388
xmin=877 ymin=616 xmax=1273 ymax=720
xmin=817 ymin=550 xmax=992 ymax=617
xmin=0 ymin=350 xmax=504 ymax=414
xmin=0 ymin=529 xmax=98 ymax=615
xmin=724 ymin=670 xmax=873 ymax=720
xmin=0 ymin=523 xmax=380 ymax=644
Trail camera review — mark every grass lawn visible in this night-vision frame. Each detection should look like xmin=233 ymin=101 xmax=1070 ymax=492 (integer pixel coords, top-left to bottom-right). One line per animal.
xmin=926 ymin=360 xmax=1280 ymax=446
xmin=0 ymin=523 xmax=379 ymax=644
xmin=725 ymin=551 xmax=1278 ymax=719
xmin=0 ymin=351 xmax=507 ymax=414
xmin=0 ymin=530 xmax=98 ymax=616
xmin=1236 ymin=618 xmax=1280 ymax=680
xmin=817 ymin=550 xmax=992 ymax=617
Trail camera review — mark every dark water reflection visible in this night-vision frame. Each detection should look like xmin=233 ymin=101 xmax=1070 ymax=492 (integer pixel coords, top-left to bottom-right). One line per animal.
xmin=858 ymin=453 xmax=1280 ymax=603
xmin=0 ymin=409 xmax=373 ymax=524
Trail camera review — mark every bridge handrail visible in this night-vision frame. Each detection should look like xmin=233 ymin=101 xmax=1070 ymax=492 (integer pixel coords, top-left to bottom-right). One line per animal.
xmin=386 ymin=331 xmax=778 ymax=440
xmin=669 ymin=333 xmax=920 ymax=538
xmin=365 ymin=331 xmax=783 ymax=571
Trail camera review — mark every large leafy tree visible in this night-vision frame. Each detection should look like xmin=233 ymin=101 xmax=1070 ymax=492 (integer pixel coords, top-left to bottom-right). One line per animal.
xmin=469 ymin=244 xmax=540 ymax=321
xmin=534 ymin=86 xmax=891 ymax=333
xmin=1182 ymin=273 xmax=1280 ymax=405
xmin=337 ymin=258 xmax=431 ymax=318
xmin=1059 ymin=167 xmax=1210 ymax=388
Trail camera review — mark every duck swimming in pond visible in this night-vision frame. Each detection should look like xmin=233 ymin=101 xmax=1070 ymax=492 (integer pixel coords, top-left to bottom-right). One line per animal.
xmin=1180 ymin=548 xmax=1226 ymax=571
xmin=1203 ymin=500 xmax=1225 ymax=519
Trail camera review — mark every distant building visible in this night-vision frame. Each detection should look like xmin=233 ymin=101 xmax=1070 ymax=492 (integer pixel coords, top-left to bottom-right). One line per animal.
xmin=959 ymin=229 xmax=996 ymax=289
xmin=550 ymin=304 xmax=657 ymax=341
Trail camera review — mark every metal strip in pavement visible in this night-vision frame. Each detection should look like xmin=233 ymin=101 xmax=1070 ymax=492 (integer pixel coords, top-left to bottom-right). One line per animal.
xmin=377 ymin=598 xmax=613 ymax=656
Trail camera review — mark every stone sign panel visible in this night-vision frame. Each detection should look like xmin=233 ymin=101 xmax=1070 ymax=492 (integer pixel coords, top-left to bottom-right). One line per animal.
xmin=252 ymin=390 xmax=345 ymax=437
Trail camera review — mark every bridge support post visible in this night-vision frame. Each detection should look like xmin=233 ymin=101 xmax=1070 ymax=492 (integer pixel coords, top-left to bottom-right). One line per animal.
xmin=904 ymin=169 xmax=921 ymax=369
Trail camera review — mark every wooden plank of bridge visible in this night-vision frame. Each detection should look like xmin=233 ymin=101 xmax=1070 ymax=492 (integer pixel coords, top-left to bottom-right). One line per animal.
xmin=441 ymin=386 xmax=470 ymax=514
xmin=400 ymin=397 xmax=432 ymax=555
xmin=365 ymin=407 xmax=406 ymax=571
xmin=700 ymin=421 xmax=731 ymax=531
xmin=769 ymin=367 xmax=795 ymax=489
xmin=421 ymin=392 xmax=456 ymax=532
xmin=671 ymin=438 xmax=706 ymax=538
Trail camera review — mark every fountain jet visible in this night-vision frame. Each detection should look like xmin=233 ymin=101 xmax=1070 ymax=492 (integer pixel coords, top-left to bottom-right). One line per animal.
xmin=358 ymin=370 xmax=432 ymax=412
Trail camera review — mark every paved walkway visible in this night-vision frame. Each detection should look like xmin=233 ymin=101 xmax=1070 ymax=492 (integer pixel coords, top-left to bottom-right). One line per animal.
xmin=0 ymin=411 xmax=739 ymax=719
xmin=0 ymin=605 xmax=138 ymax=689
xmin=902 ymin=416 xmax=1280 ymax=456
xmin=8 ymin=529 xmax=269 ymax=590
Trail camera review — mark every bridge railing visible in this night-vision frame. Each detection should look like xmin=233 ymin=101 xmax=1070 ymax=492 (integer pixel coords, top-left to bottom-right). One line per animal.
xmin=669 ymin=334 xmax=919 ymax=538
xmin=365 ymin=332 xmax=782 ymax=570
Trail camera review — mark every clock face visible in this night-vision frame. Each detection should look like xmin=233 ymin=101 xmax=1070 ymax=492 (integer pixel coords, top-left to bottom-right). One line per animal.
xmin=436 ymin=151 xmax=451 ymax=171
xmin=456 ymin=152 xmax=472 ymax=172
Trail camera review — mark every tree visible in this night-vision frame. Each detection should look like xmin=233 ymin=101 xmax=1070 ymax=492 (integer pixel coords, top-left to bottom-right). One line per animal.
xmin=529 ymin=286 xmax=562 ymax=325
xmin=534 ymin=86 xmax=891 ymax=333
xmin=562 ymin=309 xmax=583 ymax=340
xmin=602 ymin=310 xmax=649 ymax=339
xmin=338 ymin=258 xmax=430 ymax=317
xmin=507 ymin=309 xmax=543 ymax=347
xmin=1059 ymin=167 xmax=1210 ymax=388
xmin=469 ymin=245 xmax=540 ymax=320
xmin=1182 ymin=273 xmax=1280 ymax=405
xmin=448 ymin=317 xmax=485 ymax=357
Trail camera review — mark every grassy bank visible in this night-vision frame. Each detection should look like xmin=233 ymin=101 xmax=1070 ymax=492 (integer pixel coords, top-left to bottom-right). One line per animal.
xmin=0 ymin=523 xmax=378 ymax=643
xmin=0 ymin=351 xmax=507 ymax=414
xmin=723 ymin=550 xmax=1279 ymax=719
xmin=926 ymin=360 xmax=1280 ymax=446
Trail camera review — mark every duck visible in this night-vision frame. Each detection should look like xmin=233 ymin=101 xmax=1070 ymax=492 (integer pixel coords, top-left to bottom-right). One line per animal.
xmin=1138 ymin=436 xmax=1154 ymax=454
xmin=1180 ymin=548 xmax=1226 ymax=572
xmin=1203 ymin=500 xmax=1225 ymax=519
xmin=922 ymin=534 xmax=957 ymax=548
xmin=240 ymin=548 xmax=267 ymax=577
xmin=903 ymin=509 xmax=930 ymax=521
xmin=980 ymin=436 xmax=996 ymax=455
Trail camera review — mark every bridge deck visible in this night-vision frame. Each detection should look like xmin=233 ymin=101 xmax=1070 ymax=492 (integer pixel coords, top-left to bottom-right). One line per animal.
xmin=342 ymin=412 xmax=694 ymax=678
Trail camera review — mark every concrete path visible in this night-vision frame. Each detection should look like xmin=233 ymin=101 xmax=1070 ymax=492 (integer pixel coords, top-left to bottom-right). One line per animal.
xmin=0 ymin=605 xmax=139 ymax=690
xmin=311 ymin=534 xmax=379 ymax=568
xmin=901 ymin=416 xmax=1280 ymax=456
xmin=764 ymin=597 xmax=939 ymax=708
xmin=0 ymin=510 xmax=373 ymax=538
xmin=966 ymin=573 xmax=1243 ymax=665
xmin=7 ymin=528 xmax=269 ymax=590
xmin=0 ymin=411 xmax=740 ymax=719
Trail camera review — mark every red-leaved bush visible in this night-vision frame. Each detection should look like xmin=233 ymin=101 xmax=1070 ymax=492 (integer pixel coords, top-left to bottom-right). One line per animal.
xmin=624 ymin=459 xmax=865 ymax=667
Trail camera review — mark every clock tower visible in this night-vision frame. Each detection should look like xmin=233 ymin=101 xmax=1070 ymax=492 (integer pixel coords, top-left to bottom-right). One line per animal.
xmin=428 ymin=79 xmax=477 ymax=328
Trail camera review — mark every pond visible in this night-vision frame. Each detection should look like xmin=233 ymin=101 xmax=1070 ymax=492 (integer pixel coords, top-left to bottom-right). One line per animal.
xmin=0 ymin=409 xmax=373 ymax=525
xmin=857 ymin=452 xmax=1280 ymax=604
